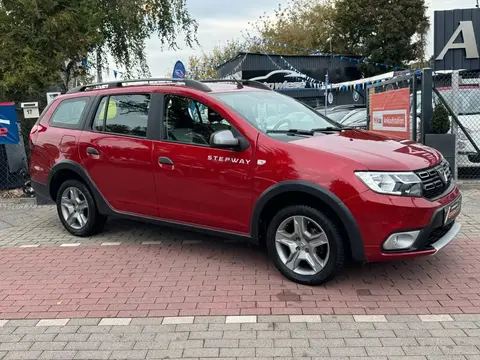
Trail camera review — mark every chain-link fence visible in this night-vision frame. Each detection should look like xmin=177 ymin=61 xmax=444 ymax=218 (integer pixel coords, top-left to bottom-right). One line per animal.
xmin=433 ymin=70 xmax=480 ymax=179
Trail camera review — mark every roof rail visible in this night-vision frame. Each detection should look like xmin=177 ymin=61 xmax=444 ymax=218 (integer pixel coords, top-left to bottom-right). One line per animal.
xmin=66 ymin=78 xmax=212 ymax=93
xmin=200 ymin=79 xmax=272 ymax=91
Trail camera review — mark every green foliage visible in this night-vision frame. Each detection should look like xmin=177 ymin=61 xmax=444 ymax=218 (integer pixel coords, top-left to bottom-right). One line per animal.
xmin=431 ymin=103 xmax=450 ymax=134
xmin=332 ymin=0 xmax=429 ymax=76
xmin=0 ymin=0 xmax=197 ymax=101
xmin=188 ymin=40 xmax=246 ymax=80
xmin=250 ymin=0 xmax=336 ymax=55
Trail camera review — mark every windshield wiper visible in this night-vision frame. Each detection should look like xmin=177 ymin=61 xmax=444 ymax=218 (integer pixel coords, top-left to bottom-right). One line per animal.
xmin=311 ymin=126 xmax=355 ymax=132
xmin=266 ymin=129 xmax=314 ymax=135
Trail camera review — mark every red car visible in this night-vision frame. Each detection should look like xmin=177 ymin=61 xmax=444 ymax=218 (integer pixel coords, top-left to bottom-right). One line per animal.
xmin=29 ymin=79 xmax=462 ymax=285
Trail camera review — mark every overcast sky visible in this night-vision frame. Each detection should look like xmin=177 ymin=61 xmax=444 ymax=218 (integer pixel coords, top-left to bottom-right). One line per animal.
xmin=105 ymin=0 xmax=475 ymax=80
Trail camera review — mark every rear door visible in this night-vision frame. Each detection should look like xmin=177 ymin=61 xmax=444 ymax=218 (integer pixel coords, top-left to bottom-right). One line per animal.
xmin=78 ymin=92 xmax=158 ymax=217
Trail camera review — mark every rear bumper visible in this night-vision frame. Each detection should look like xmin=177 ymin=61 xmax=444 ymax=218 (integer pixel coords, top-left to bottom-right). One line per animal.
xmin=31 ymin=181 xmax=54 ymax=205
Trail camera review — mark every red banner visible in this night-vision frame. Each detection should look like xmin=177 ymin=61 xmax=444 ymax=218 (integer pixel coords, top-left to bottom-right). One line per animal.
xmin=369 ymin=88 xmax=410 ymax=139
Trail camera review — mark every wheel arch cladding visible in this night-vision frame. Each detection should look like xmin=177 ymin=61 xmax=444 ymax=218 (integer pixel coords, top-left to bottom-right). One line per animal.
xmin=48 ymin=160 xmax=111 ymax=214
xmin=251 ymin=180 xmax=366 ymax=262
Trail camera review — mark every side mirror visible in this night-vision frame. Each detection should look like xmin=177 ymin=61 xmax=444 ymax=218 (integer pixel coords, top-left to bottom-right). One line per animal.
xmin=210 ymin=130 xmax=240 ymax=149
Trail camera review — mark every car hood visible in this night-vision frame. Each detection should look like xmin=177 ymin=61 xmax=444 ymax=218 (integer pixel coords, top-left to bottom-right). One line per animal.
xmin=290 ymin=130 xmax=442 ymax=171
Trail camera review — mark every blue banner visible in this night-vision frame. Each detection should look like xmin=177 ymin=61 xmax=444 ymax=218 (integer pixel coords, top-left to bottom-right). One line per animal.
xmin=0 ymin=103 xmax=19 ymax=144
xmin=172 ymin=61 xmax=186 ymax=79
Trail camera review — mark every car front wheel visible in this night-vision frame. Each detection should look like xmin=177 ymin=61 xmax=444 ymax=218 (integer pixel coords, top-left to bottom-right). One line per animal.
xmin=56 ymin=179 xmax=107 ymax=237
xmin=266 ymin=205 xmax=345 ymax=285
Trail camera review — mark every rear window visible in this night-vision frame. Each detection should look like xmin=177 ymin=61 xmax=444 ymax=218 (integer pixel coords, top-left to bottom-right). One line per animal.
xmin=50 ymin=97 xmax=89 ymax=128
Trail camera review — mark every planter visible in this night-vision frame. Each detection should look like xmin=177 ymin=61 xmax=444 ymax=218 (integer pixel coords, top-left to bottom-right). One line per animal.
xmin=425 ymin=133 xmax=456 ymax=170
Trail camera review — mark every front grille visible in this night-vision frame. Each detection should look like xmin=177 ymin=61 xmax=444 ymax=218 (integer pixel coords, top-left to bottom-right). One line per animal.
xmin=415 ymin=161 xmax=452 ymax=200
xmin=427 ymin=221 xmax=454 ymax=245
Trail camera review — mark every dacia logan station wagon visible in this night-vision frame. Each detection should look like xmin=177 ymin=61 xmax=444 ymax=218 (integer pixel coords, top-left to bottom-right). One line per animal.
xmin=29 ymin=78 xmax=462 ymax=285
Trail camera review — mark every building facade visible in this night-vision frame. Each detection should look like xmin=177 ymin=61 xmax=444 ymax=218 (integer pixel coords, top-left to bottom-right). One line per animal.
xmin=216 ymin=52 xmax=364 ymax=108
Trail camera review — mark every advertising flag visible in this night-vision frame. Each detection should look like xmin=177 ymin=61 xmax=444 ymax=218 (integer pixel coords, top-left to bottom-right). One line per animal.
xmin=0 ymin=102 xmax=20 ymax=144
xmin=172 ymin=61 xmax=186 ymax=79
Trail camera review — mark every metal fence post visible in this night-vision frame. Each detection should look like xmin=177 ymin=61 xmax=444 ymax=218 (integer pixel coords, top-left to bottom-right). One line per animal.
xmin=420 ymin=68 xmax=433 ymax=144
xmin=411 ymin=75 xmax=417 ymax=141
xmin=451 ymin=70 xmax=459 ymax=180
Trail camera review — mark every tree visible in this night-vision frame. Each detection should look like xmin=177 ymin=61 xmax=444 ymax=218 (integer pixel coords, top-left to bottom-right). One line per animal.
xmin=332 ymin=0 xmax=429 ymax=76
xmin=0 ymin=0 xmax=197 ymax=102
xmin=250 ymin=0 xmax=336 ymax=55
xmin=187 ymin=40 xmax=246 ymax=80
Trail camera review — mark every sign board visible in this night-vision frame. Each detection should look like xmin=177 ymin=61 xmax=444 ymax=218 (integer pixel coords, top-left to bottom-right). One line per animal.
xmin=250 ymin=70 xmax=323 ymax=90
xmin=0 ymin=102 xmax=20 ymax=144
xmin=434 ymin=8 xmax=480 ymax=70
xmin=369 ymin=88 xmax=411 ymax=139
xmin=46 ymin=92 xmax=61 ymax=105
xmin=172 ymin=60 xmax=186 ymax=79
xmin=21 ymin=102 xmax=40 ymax=119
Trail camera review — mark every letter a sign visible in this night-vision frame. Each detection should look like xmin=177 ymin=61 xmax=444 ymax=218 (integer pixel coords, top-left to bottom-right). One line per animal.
xmin=434 ymin=9 xmax=480 ymax=70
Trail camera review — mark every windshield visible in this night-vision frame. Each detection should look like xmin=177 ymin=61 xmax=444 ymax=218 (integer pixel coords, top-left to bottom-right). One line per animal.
xmin=327 ymin=109 xmax=352 ymax=122
xmin=342 ymin=109 xmax=367 ymax=126
xmin=212 ymin=91 xmax=339 ymax=133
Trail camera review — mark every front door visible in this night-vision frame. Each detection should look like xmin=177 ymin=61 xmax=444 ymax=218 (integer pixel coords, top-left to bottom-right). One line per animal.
xmin=152 ymin=93 xmax=255 ymax=234
xmin=78 ymin=93 xmax=158 ymax=217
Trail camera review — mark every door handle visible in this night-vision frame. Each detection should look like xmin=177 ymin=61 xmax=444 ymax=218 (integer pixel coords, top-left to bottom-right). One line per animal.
xmin=86 ymin=147 xmax=99 ymax=155
xmin=158 ymin=157 xmax=174 ymax=165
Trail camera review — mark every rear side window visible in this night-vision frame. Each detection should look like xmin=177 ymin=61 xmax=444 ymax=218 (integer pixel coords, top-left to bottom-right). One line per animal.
xmin=50 ymin=97 xmax=88 ymax=128
xmin=93 ymin=94 xmax=150 ymax=138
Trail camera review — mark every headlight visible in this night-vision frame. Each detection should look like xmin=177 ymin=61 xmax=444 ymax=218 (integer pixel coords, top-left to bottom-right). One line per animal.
xmin=355 ymin=171 xmax=423 ymax=197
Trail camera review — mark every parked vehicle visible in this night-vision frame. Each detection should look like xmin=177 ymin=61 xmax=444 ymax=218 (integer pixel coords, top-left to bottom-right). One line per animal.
xmin=413 ymin=87 xmax=480 ymax=168
xmin=29 ymin=78 xmax=462 ymax=285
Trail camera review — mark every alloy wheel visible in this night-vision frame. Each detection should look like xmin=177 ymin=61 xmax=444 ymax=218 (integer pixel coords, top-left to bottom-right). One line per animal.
xmin=275 ymin=215 xmax=330 ymax=276
xmin=60 ymin=187 xmax=89 ymax=230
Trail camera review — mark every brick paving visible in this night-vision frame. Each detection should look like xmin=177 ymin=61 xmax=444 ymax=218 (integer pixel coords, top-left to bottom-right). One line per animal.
xmin=0 ymin=314 xmax=477 ymax=359
xmin=0 ymin=188 xmax=476 ymax=319
xmin=0 ymin=187 xmax=477 ymax=358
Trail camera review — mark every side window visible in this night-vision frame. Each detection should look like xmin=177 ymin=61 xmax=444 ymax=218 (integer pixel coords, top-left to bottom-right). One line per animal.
xmin=164 ymin=95 xmax=232 ymax=146
xmin=93 ymin=94 xmax=150 ymax=138
xmin=50 ymin=98 xmax=88 ymax=127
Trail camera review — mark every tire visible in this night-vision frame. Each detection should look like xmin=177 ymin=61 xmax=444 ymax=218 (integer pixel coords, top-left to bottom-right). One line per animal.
xmin=266 ymin=205 xmax=345 ymax=285
xmin=56 ymin=179 xmax=107 ymax=237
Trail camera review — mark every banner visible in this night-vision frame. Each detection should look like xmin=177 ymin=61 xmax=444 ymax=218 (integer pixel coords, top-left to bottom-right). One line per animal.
xmin=369 ymin=88 xmax=411 ymax=139
xmin=172 ymin=61 xmax=186 ymax=79
xmin=0 ymin=102 xmax=19 ymax=144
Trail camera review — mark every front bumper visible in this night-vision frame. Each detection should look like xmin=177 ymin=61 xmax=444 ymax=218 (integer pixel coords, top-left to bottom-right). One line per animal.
xmin=344 ymin=185 xmax=462 ymax=262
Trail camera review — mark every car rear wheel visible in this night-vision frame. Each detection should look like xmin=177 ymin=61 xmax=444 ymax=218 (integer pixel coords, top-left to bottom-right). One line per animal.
xmin=56 ymin=179 xmax=107 ymax=237
xmin=266 ymin=205 xmax=345 ymax=285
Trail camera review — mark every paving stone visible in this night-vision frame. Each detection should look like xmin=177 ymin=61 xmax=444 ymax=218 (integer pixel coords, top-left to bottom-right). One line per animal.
xmin=133 ymin=341 xmax=169 ymax=350
xmin=99 ymin=341 xmax=136 ymax=350
xmin=184 ymin=348 xmax=220 ymax=357
xmin=3 ymin=350 xmax=42 ymax=360
xmin=74 ymin=350 xmax=112 ymax=359
xmin=204 ymin=339 xmax=238 ymax=348
xmin=30 ymin=341 xmax=67 ymax=350
xmin=38 ymin=350 xmax=77 ymax=360
xmin=99 ymin=318 xmax=131 ymax=326
xmin=65 ymin=341 xmax=101 ymax=350
xmin=36 ymin=319 xmax=69 ymax=327
xmin=110 ymin=350 xmax=148 ymax=359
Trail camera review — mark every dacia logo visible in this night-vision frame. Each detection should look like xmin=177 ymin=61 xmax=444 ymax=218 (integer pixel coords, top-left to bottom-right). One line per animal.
xmin=207 ymin=155 xmax=251 ymax=165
